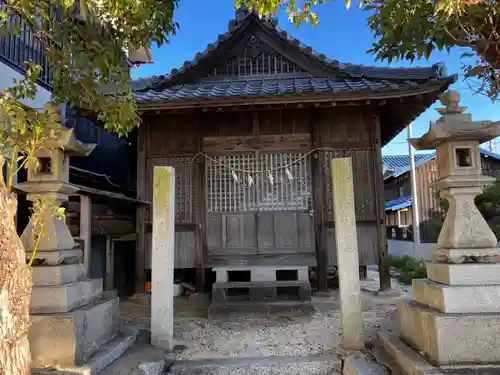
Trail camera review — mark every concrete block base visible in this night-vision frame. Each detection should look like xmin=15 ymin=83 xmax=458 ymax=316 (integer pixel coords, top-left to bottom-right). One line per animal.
xmin=30 ymin=278 xmax=103 ymax=313
xmin=426 ymin=262 xmax=500 ymax=286
xmin=29 ymin=291 xmax=119 ymax=369
xmin=32 ymin=327 xmax=139 ymax=375
xmin=32 ymin=263 xmax=85 ymax=286
xmin=398 ymin=299 xmax=500 ymax=365
xmin=211 ymin=280 xmax=312 ymax=304
xmin=208 ymin=301 xmax=314 ymax=318
xmin=413 ymin=278 xmax=500 ymax=313
xmin=377 ymin=330 xmax=500 ymax=375
xmin=26 ymin=248 xmax=83 ymax=266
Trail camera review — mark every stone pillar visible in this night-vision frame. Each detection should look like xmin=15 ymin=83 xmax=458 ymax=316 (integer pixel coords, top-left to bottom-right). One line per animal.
xmin=331 ymin=157 xmax=364 ymax=349
xmin=383 ymin=91 xmax=500 ymax=367
xmin=151 ymin=166 xmax=175 ymax=351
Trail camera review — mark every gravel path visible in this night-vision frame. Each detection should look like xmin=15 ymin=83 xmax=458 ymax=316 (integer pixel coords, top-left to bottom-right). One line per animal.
xmin=119 ymin=271 xmax=407 ymax=361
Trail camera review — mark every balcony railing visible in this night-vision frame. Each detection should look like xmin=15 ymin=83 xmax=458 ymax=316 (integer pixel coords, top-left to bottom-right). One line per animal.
xmin=0 ymin=1 xmax=52 ymax=90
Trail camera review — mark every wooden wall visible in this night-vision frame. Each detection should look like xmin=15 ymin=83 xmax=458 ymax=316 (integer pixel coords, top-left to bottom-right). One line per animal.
xmin=137 ymin=105 xmax=383 ymax=279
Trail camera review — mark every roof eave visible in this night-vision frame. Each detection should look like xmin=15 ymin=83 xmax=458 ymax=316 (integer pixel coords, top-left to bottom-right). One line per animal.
xmin=136 ymin=77 xmax=455 ymax=112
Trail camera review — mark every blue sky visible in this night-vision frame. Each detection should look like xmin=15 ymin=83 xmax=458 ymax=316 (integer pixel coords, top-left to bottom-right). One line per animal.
xmin=131 ymin=0 xmax=500 ymax=156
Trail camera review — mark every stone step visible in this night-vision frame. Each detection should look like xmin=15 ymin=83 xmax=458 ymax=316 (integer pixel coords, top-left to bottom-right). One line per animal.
xmin=427 ymin=262 xmax=500 ymax=286
xmin=169 ymin=354 xmax=342 ymax=375
xmin=398 ymin=298 xmax=500 ymax=365
xmin=213 ymin=266 xmax=309 ymax=283
xmin=32 ymin=327 xmax=140 ymax=375
xmin=413 ymin=278 xmax=500 ymax=313
xmin=31 ymin=278 xmax=103 ymax=313
xmin=32 ymin=263 xmax=85 ymax=286
xmin=212 ymin=280 xmax=312 ymax=303
xmin=208 ymin=300 xmax=314 ymax=318
xmin=30 ymin=291 xmax=120 ymax=369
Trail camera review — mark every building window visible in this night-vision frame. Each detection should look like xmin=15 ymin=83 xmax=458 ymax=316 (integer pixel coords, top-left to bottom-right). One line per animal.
xmin=399 ymin=186 xmax=404 ymax=197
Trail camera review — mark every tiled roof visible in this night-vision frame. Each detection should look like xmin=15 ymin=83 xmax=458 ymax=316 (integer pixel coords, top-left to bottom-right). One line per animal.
xmin=383 ymin=154 xmax=433 ymax=171
xmin=132 ymin=6 xmax=456 ymax=100
xmin=133 ymin=75 xmax=454 ymax=103
xmin=385 ymin=196 xmax=412 ymax=211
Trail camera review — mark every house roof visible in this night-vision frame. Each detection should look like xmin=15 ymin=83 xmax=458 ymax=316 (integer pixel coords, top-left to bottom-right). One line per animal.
xmin=385 ymin=196 xmax=412 ymax=211
xmin=383 ymin=148 xmax=500 ymax=181
xmin=132 ymin=7 xmax=457 ymax=145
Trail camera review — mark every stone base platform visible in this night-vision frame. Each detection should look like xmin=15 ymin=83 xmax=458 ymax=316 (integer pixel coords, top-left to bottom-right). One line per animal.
xmin=208 ymin=300 xmax=314 ymax=318
xmin=32 ymin=327 xmax=140 ymax=375
xmin=377 ymin=330 xmax=500 ymax=375
xmin=212 ymin=280 xmax=312 ymax=303
xmin=398 ymin=299 xmax=500 ymax=365
xmin=29 ymin=291 xmax=120 ymax=369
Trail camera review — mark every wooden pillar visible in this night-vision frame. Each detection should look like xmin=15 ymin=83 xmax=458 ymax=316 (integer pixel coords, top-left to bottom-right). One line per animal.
xmin=195 ymin=119 xmax=206 ymax=293
xmin=331 ymin=157 xmax=364 ymax=349
xmin=311 ymin=109 xmax=327 ymax=291
xmin=105 ymin=236 xmax=114 ymax=290
xmin=151 ymin=166 xmax=175 ymax=351
xmin=80 ymin=195 xmax=92 ymax=277
xmin=370 ymin=114 xmax=391 ymax=291
xmin=135 ymin=124 xmax=147 ymax=294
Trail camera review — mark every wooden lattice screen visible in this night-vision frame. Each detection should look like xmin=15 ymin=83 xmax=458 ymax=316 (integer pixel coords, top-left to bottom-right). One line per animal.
xmin=147 ymin=156 xmax=197 ymax=224
xmin=322 ymin=149 xmax=376 ymax=221
xmin=205 ymin=36 xmax=305 ymax=79
xmin=206 ymin=152 xmax=312 ymax=213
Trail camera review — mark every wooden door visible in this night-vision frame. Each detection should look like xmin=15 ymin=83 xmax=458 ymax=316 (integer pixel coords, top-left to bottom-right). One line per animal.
xmin=205 ymin=152 xmax=315 ymax=267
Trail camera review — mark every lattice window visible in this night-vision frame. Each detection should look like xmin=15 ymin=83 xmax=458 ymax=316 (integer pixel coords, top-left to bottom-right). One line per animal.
xmin=148 ymin=156 xmax=196 ymax=223
xmin=206 ymin=152 xmax=312 ymax=213
xmin=205 ymin=36 xmax=305 ymax=78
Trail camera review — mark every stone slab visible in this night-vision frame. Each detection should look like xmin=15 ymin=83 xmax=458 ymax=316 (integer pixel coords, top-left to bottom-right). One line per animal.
xmin=26 ymin=248 xmax=83 ymax=265
xmin=343 ymin=356 xmax=390 ymax=375
xmin=426 ymin=262 xmax=500 ymax=286
xmin=377 ymin=331 xmax=500 ymax=375
xmin=211 ymin=280 xmax=312 ymax=303
xmin=170 ymin=354 xmax=342 ymax=375
xmin=208 ymin=301 xmax=314 ymax=318
xmin=413 ymin=278 xmax=500 ymax=313
xmin=30 ymin=278 xmax=103 ymax=313
xmin=433 ymin=248 xmax=500 ymax=263
xmin=30 ymin=291 xmax=119 ymax=369
xmin=32 ymin=263 xmax=85 ymax=286
xmin=398 ymin=299 xmax=500 ymax=365
xmin=32 ymin=328 xmax=139 ymax=375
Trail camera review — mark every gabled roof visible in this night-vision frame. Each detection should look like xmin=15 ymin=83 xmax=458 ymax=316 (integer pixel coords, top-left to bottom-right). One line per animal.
xmin=383 ymin=148 xmax=500 ymax=180
xmin=132 ymin=7 xmax=457 ymax=145
xmin=385 ymin=196 xmax=412 ymax=211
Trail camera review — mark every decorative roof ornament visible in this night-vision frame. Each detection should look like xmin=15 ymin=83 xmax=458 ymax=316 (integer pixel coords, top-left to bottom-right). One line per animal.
xmin=409 ymin=90 xmax=500 ymax=150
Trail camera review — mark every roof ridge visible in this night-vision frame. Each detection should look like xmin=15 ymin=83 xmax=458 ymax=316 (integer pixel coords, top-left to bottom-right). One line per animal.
xmin=132 ymin=7 xmax=451 ymax=92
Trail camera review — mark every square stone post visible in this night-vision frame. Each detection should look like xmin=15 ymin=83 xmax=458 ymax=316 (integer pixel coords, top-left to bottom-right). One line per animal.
xmin=151 ymin=166 xmax=175 ymax=351
xmin=331 ymin=157 xmax=364 ymax=349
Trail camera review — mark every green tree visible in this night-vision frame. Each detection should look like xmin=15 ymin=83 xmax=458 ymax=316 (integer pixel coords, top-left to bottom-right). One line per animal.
xmin=242 ymin=0 xmax=500 ymax=99
xmin=0 ymin=0 xmax=177 ymax=373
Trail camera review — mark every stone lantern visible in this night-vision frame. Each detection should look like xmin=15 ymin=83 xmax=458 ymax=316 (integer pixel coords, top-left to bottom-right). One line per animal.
xmin=379 ymin=90 xmax=500 ymax=370
xmin=14 ymin=128 xmax=127 ymax=370
xmin=16 ymin=127 xmax=96 ymax=259
xmin=411 ymin=90 xmax=500 ymax=262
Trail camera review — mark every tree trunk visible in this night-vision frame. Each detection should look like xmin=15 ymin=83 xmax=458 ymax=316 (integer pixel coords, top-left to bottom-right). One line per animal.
xmin=0 ymin=158 xmax=32 ymax=375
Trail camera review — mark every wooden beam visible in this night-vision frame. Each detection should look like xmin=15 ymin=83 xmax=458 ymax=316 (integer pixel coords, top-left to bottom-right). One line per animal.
xmin=369 ymin=113 xmax=392 ymax=291
xmin=80 ymin=195 xmax=92 ymax=277
xmin=203 ymin=134 xmax=312 ymax=153
xmin=311 ymin=109 xmax=327 ymax=292
xmin=195 ymin=116 xmax=206 ymax=292
xmin=135 ymin=122 xmax=148 ymax=294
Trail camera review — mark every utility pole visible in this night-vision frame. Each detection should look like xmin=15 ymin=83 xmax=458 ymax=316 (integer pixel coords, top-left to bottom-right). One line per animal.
xmin=408 ymin=123 xmax=420 ymax=246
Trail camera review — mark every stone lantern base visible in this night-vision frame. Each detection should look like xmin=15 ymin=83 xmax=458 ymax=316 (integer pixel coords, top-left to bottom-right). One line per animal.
xmin=378 ymin=261 xmax=500 ymax=374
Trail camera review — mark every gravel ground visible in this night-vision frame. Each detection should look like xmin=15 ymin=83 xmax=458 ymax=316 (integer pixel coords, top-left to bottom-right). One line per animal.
xmin=119 ymin=271 xmax=408 ymax=361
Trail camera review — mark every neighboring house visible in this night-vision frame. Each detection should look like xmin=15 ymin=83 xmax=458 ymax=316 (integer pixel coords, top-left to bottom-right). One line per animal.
xmin=131 ymin=7 xmax=456 ymax=292
xmin=0 ymin=5 xmax=151 ymax=297
xmin=383 ymin=149 xmax=500 ymax=243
